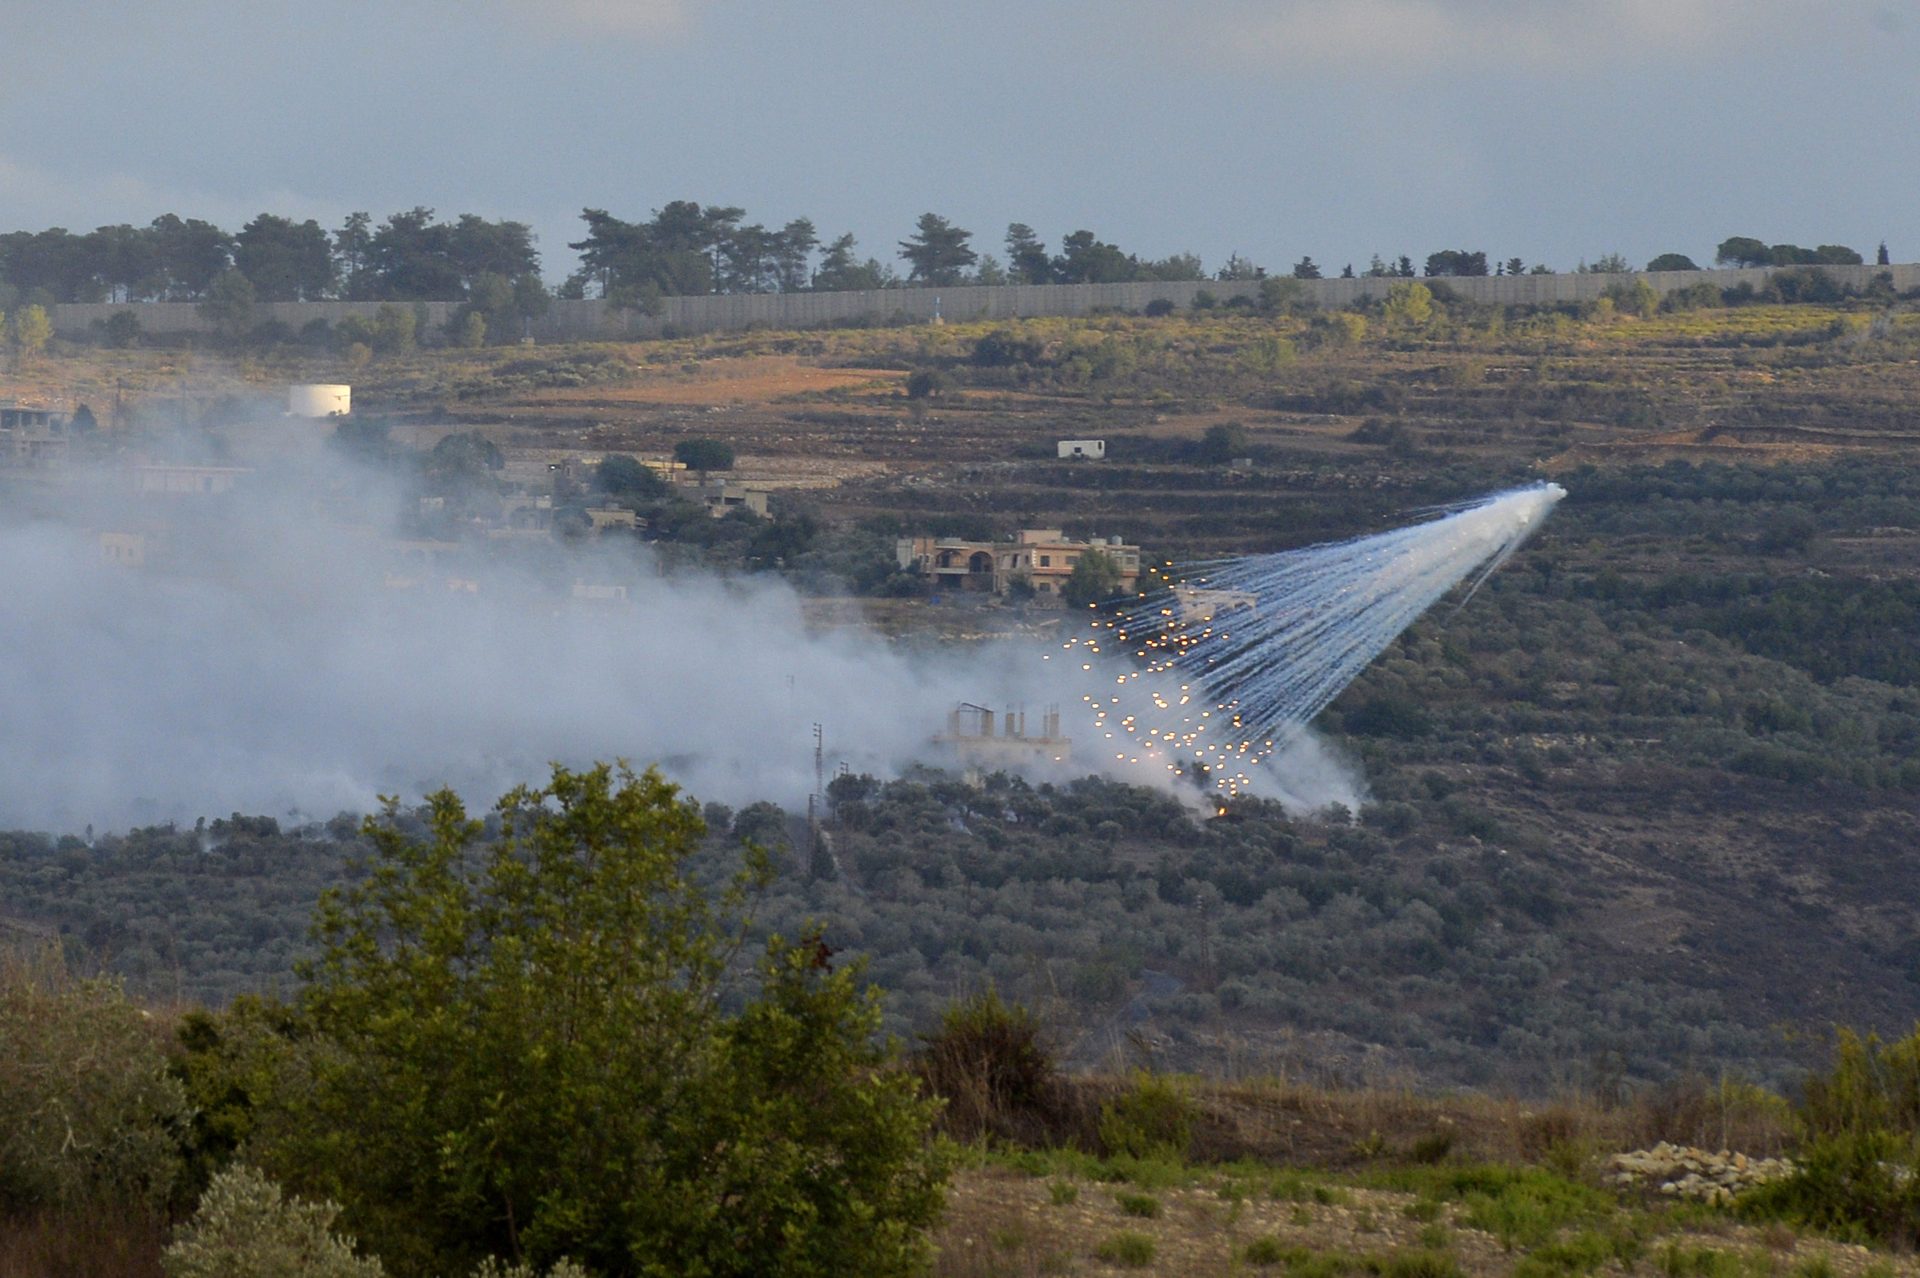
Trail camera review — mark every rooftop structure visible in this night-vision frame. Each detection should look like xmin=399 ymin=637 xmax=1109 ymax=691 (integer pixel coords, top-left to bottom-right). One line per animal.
xmin=933 ymin=702 xmax=1071 ymax=768
xmin=584 ymin=506 xmax=641 ymax=531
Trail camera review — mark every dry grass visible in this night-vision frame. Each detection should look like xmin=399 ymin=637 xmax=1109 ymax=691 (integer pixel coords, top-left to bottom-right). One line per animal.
xmin=930 ymin=1161 xmax=1911 ymax=1278
xmin=526 ymin=355 xmax=902 ymax=406
xmin=987 ymin=1072 xmax=1799 ymax=1171
xmin=0 ymin=1204 xmax=168 ymax=1278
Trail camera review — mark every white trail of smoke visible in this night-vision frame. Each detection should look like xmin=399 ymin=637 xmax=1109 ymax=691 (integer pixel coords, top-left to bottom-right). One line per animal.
xmin=1064 ymin=484 xmax=1564 ymax=798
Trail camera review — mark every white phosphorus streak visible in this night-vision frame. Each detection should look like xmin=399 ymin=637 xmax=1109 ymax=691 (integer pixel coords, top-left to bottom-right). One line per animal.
xmin=1059 ymin=484 xmax=1565 ymax=798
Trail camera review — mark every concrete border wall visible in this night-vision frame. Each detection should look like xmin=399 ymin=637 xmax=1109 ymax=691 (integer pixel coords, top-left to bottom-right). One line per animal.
xmin=49 ymin=263 xmax=1920 ymax=343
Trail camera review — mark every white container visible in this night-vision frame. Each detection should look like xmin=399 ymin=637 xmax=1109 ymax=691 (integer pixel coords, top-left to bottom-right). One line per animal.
xmin=288 ymin=384 xmax=351 ymax=417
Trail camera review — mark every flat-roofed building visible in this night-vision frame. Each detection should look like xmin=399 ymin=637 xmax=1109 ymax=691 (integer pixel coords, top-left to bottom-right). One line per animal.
xmin=0 ymin=404 xmax=68 ymax=468
xmin=896 ymin=529 xmax=1142 ymax=605
xmin=700 ymin=482 xmax=769 ymax=519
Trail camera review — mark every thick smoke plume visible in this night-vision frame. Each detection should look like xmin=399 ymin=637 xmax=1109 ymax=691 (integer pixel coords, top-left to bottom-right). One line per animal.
xmin=0 ymin=447 xmax=1547 ymax=832
xmin=0 ymin=450 xmax=1080 ymax=831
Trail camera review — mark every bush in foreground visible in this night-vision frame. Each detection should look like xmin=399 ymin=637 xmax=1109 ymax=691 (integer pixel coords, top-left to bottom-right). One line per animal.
xmin=246 ymin=763 xmax=946 ymax=1278
xmin=915 ymin=989 xmax=1061 ymax=1143
xmin=161 ymin=1164 xmax=382 ymax=1278
xmin=0 ymin=946 xmax=188 ymax=1215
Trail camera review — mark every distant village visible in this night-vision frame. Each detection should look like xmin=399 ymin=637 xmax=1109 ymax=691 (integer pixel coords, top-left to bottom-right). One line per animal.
xmin=0 ymin=387 xmax=1145 ymax=618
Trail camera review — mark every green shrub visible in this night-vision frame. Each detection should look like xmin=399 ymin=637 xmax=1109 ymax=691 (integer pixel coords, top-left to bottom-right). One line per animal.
xmin=255 ymin=764 xmax=947 ymax=1278
xmin=1293 ymin=1252 xmax=1359 ymax=1278
xmin=1741 ymin=1130 xmax=1920 ymax=1245
xmin=1244 ymin=1235 xmax=1293 ymax=1265
xmin=1099 ymin=1072 xmax=1195 ymax=1160
xmin=1048 ymin=1179 xmax=1078 ymax=1206
xmin=1441 ymin=1166 xmax=1611 ymax=1251
xmin=162 ymin=1163 xmax=384 ymax=1278
xmin=1655 ymin=1244 xmax=1743 ymax=1278
xmin=916 ymin=989 xmax=1058 ymax=1142
xmin=1801 ymin=1027 xmax=1920 ymax=1140
xmin=1114 ymin=1190 xmax=1160 ymax=1218
xmin=1094 ymin=1231 xmax=1157 ymax=1267
xmin=1381 ymin=1249 xmax=1467 ymax=1278
xmin=1512 ymin=1230 xmax=1617 ymax=1278
xmin=905 ymin=368 xmax=950 ymax=399
xmin=0 ymin=946 xmax=189 ymax=1214
xmin=1741 ymin=1026 xmax=1920 ymax=1245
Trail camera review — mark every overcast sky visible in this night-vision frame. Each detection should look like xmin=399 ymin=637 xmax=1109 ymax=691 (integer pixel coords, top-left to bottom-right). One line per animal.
xmin=2 ymin=0 xmax=1913 ymax=280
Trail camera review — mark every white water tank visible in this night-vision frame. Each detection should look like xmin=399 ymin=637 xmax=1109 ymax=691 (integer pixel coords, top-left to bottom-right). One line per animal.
xmin=289 ymin=384 xmax=351 ymax=417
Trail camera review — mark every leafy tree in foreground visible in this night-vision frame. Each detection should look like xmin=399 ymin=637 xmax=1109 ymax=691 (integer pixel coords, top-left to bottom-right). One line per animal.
xmin=0 ymin=946 xmax=189 ymax=1215
xmin=259 ymin=764 xmax=944 ymax=1278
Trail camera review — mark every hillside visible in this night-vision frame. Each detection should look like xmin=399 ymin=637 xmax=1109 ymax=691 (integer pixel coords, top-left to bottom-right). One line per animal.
xmin=4 ymin=288 xmax=1920 ymax=1092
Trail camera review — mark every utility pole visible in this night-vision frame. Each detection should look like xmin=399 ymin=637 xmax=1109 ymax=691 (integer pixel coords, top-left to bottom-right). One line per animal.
xmin=806 ymin=723 xmax=830 ymax=880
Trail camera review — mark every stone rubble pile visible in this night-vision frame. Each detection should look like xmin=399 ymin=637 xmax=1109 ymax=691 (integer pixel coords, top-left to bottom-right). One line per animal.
xmin=1607 ymin=1142 xmax=1795 ymax=1205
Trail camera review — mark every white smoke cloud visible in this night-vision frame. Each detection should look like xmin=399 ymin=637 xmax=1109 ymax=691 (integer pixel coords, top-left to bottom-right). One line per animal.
xmin=1261 ymin=733 xmax=1370 ymax=817
xmin=0 ymin=448 xmax=1279 ymax=831
xmin=0 ymin=435 xmax=1395 ymax=832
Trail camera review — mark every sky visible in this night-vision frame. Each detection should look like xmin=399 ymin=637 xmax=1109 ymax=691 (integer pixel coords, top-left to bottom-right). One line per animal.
xmin=2 ymin=0 xmax=1915 ymax=281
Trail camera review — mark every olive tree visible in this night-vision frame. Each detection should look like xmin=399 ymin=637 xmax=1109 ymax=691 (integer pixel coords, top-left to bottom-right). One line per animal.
xmin=257 ymin=763 xmax=945 ymax=1278
xmin=0 ymin=946 xmax=189 ymax=1214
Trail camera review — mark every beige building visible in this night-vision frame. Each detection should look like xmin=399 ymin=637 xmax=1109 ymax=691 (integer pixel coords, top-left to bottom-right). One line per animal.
xmin=896 ymin=529 xmax=1141 ymax=605
xmin=0 ymin=404 xmax=69 ymax=468
xmin=700 ymin=482 xmax=769 ymax=519
xmin=584 ymin=505 xmax=641 ymax=532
